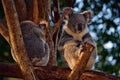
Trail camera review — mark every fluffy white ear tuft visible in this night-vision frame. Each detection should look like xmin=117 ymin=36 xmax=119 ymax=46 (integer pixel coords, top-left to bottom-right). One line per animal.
xmin=63 ymin=7 xmax=73 ymax=20
xmin=81 ymin=10 xmax=93 ymax=23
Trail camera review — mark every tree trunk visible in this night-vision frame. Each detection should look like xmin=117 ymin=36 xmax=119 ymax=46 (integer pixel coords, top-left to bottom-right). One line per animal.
xmin=2 ymin=0 xmax=38 ymax=80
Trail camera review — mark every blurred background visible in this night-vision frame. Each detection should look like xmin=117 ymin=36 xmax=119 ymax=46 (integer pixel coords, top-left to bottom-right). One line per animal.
xmin=0 ymin=0 xmax=120 ymax=80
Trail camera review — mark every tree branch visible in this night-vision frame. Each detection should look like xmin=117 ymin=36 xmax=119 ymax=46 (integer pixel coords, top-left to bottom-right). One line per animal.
xmin=0 ymin=0 xmax=27 ymax=42
xmin=2 ymin=0 xmax=38 ymax=80
xmin=27 ymin=0 xmax=34 ymax=20
xmin=14 ymin=0 xmax=27 ymax=22
xmin=45 ymin=24 xmax=57 ymax=66
xmin=32 ymin=0 xmax=39 ymax=23
xmin=0 ymin=43 xmax=119 ymax=80
xmin=68 ymin=42 xmax=94 ymax=80
xmin=27 ymin=0 xmax=39 ymax=23
xmin=52 ymin=0 xmax=61 ymax=46
xmin=0 ymin=63 xmax=120 ymax=80
xmin=52 ymin=17 xmax=64 ymax=47
xmin=0 ymin=21 xmax=9 ymax=43
xmin=53 ymin=0 xmax=60 ymax=23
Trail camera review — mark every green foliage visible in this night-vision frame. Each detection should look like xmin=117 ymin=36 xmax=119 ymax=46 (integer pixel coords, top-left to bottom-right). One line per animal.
xmin=0 ymin=36 xmax=13 ymax=62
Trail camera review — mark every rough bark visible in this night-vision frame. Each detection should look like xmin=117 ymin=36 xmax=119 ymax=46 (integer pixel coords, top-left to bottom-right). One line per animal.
xmin=27 ymin=0 xmax=34 ymax=20
xmin=14 ymin=0 xmax=27 ymax=22
xmin=27 ymin=0 xmax=39 ymax=23
xmin=45 ymin=25 xmax=57 ymax=66
xmin=0 ymin=21 xmax=9 ymax=43
xmin=2 ymin=0 xmax=38 ymax=80
xmin=38 ymin=0 xmax=51 ymax=23
xmin=0 ymin=0 xmax=27 ymax=43
xmin=0 ymin=63 xmax=120 ymax=80
xmin=33 ymin=0 xmax=39 ymax=23
xmin=28 ymin=0 xmax=51 ymax=24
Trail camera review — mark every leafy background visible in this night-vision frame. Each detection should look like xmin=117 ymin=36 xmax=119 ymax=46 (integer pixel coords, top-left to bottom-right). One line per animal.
xmin=0 ymin=0 xmax=120 ymax=79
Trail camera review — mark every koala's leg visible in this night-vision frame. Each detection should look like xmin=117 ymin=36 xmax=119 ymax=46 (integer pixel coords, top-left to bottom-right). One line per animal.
xmin=63 ymin=40 xmax=83 ymax=69
xmin=44 ymin=43 xmax=50 ymax=65
xmin=64 ymin=41 xmax=83 ymax=57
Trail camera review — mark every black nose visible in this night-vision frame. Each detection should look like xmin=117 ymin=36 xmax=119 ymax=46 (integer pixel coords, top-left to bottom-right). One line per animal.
xmin=78 ymin=23 xmax=82 ymax=31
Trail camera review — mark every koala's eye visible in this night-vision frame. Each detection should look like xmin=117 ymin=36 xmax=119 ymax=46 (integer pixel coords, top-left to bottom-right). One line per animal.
xmin=78 ymin=23 xmax=85 ymax=31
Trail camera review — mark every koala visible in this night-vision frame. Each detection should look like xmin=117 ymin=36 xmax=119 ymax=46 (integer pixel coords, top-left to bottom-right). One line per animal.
xmin=11 ymin=21 xmax=50 ymax=66
xmin=58 ymin=7 xmax=97 ymax=70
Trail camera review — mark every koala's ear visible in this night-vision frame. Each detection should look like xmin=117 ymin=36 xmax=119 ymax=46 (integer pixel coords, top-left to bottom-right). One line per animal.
xmin=81 ymin=10 xmax=93 ymax=23
xmin=39 ymin=24 xmax=46 ymax=32
xmin=38 ymin=24 xmax=46 ymax=34
xmin=63 ymin=7 xmax=73 ymax=20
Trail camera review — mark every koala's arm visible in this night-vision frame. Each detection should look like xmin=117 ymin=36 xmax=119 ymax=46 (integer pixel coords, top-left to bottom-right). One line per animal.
xmin=44 ymin=43 xmax=50 ymax=60
xmin=58 ymin=37 xmax=82 ymax=57
xmin=63 ymin=40 xmax=83 ymax=57
xmin=82 ymin=34 xmax=97 ymax=69
xmin=58 ymin=30 xmax=83 ymax=57
xmin=58 ymin=31 xmax=74 ymax=50
xmin=60 ymin=40 xmax=83 ymax=69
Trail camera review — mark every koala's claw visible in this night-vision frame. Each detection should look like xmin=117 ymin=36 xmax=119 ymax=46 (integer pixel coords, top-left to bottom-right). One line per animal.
xmin=79 ymin=45 xmax=84 ymax=51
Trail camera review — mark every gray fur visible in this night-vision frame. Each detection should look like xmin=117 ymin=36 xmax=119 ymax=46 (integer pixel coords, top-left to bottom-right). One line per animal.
xmin=12 ymin=21 xmax=50 ymax=66
xmin=58 ymin=8 xmax=97 ymax=70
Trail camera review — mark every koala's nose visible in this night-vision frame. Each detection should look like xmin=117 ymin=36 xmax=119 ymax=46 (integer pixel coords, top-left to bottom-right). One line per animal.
xmin=78 ymin=23 xmax=82 ymax=31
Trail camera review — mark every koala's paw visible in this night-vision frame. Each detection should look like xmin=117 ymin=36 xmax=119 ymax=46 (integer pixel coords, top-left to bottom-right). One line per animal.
xmin=79 ymin=44 xmax=84 ymax=52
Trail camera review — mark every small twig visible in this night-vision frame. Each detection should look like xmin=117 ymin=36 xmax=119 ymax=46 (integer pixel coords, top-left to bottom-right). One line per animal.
xmin=68 ymin=42 xmax=94 ymax=80
xmin=52 ymin=0 xmax=61 ymax=45
xmin=53 ymin=0 xmax=60 ymax=23
xmin=52 ymin=17 xmax=64 ymax=46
